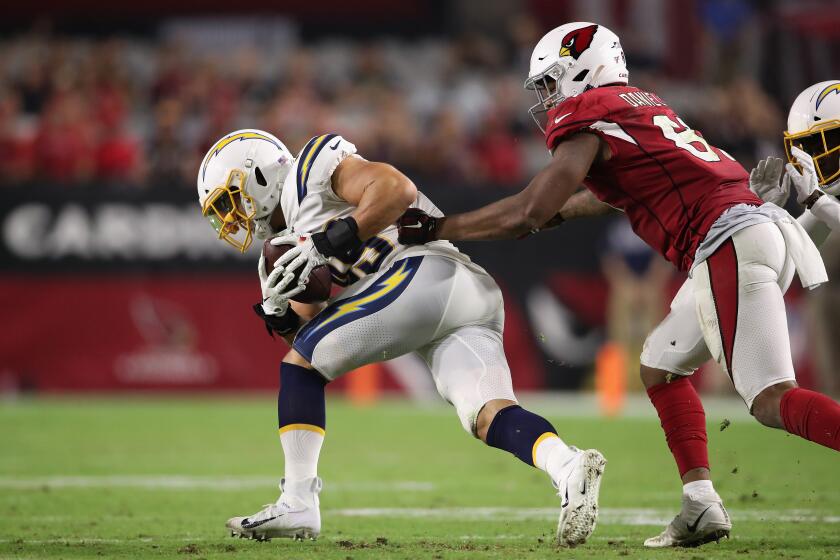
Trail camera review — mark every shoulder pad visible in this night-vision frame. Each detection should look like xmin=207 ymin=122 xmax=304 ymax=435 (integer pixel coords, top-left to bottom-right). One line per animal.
xmin=294 ymin=134 xmax=358 ymax=202
xmin=545 ymin=92 xmax=611 ymax=152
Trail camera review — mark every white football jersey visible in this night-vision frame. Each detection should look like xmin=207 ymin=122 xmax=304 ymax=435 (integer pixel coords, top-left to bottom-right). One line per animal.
xmin=278 ymin=133 xmax=473 ymax=287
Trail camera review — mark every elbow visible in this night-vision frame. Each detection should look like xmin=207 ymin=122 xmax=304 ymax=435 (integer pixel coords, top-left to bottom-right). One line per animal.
xmin=517 ymin=199 xmax=554 ymax=234
xmin=382 ymin=170 xmax=417 ymax=210
xmin=397 ymin=178 xmax=418 ymax=209
xmin=501 ymin=206 xmax=544 ymax=236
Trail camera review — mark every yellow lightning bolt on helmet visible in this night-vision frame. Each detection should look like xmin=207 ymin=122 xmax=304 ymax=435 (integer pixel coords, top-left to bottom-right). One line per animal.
xmin=784 ymin=81 xmax=840 ymax=193
xmin=197 ymin=129 xmax=294 ymax=252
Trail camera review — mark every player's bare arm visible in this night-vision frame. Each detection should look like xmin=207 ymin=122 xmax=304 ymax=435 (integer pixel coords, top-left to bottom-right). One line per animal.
xmin=266 ymin=156 xmax=418 ymax=290
xmin=558 ymin=189 xmax=619 ymax=221
xmin=539 ymin=190 xmax=617 ymax=230
xmin=434 ymin=133 xmax=603 ymax=241
xmin=331 ymin=156 xmax=418 ymax=240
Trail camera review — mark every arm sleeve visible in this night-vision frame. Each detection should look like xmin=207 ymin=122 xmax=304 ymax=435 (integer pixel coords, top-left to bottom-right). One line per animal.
xmin=809 ymin=194 xmax=840 ymax=235
xmin=797 ymin=205 xmax=833 ymax=248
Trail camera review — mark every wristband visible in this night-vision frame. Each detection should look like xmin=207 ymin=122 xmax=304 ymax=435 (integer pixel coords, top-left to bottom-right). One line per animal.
xmin=252 ymin=303 xmax=300 ymax=338
xmin=804 ymin=190 xmax=824 ymax=210
xmin=312 ymin=217 xmax=363 ymax=258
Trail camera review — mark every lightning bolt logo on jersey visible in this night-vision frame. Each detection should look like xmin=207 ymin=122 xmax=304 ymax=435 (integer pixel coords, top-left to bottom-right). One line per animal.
xmin=293 ymin=257 xmax=422 ymax=360
xmin=278 ymin=133 xmax=469 ymax=287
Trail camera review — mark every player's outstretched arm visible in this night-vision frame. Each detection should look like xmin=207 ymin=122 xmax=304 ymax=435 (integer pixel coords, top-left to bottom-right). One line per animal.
xmin=435 ymin=133 xmax=602 ymax=241
xmin=558 ymin=189 xmax=619 ymax=221
xmin=332 ymin=157 xmax=418 ymax=240
xmin=537 ymin=190 xmax=619 ymax=231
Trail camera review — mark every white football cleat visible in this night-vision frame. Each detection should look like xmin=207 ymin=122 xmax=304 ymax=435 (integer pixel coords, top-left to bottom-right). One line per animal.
xmin=644 ymin=489 xmax=731 ymax=548
xmin=554 ymin=448 xmax=607 ymax=547
xmin=226 ymin=477 xmax=322 ymax=541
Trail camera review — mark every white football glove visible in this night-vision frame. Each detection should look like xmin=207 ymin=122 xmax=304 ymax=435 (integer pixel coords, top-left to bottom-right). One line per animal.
xmin=749 ymin=156 xmax=787 ymax=206
xmin=258 ymin=250 xmax=305 ymax=316
xmin=785 ymin=146 xmax=821 ymax=204
xmin=269 ymin=231 xmax=330 ymax=290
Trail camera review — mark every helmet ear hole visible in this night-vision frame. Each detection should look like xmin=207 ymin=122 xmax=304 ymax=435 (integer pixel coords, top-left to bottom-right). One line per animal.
xmin=254 ymin=166 xmax=268 ymax=187
xmin=572 ymin=69 xmax=589 ymax=82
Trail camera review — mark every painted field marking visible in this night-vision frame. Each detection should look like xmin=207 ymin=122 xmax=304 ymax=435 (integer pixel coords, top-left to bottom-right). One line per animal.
xmin=0 ymin=476 xmax=434 ymax=492
xmin=330 ymin=507 xmax=840 ymax=525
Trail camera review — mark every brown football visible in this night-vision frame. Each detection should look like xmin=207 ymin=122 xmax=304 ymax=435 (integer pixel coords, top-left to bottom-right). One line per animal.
xmin=263 ymin=240 xmax=332 ymax=304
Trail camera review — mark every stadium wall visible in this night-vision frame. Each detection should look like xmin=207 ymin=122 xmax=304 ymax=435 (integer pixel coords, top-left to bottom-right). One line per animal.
xmin=0 ymin=187 xmax=815 ymax=394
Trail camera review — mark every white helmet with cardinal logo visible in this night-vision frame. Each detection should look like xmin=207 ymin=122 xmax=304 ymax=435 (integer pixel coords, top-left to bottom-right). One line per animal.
xmin=524 ymin=22 xmax=628 ymax=130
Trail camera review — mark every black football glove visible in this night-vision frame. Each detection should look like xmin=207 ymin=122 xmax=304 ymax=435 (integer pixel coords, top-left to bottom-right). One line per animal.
xmin=397 ymin=208 xmax=438 ymax=245
xmin=252 ymin=303 xmax=301 ymax=338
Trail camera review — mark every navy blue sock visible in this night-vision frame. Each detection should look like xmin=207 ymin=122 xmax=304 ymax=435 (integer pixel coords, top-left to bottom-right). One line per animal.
xmin=277 ymin=362 xmax=327 ymax=432
xmin=485 ymin=405 xmax=557 ymax=467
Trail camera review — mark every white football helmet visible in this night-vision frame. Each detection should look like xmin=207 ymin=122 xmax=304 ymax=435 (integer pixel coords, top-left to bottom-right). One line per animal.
xmin=785 ymin=80 xmax=840 ymax=194
xmin=524 ymin=22 xmax=628 ymax=130
xmin=197 ymin=129 xmax=294 ymax=252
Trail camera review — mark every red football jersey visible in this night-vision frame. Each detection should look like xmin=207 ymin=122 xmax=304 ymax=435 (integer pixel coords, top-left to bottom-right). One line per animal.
xmin=545 ymin=85 xmax=762 ymax=271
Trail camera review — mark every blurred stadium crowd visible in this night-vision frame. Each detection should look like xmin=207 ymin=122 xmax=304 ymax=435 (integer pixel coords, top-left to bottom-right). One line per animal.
xmin=0 ymin=4 xmax=808 ymax=191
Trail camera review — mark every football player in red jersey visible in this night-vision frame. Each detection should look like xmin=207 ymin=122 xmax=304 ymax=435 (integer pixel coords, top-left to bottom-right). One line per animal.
xmin=398 ymin=22 xmax=840 ymax=548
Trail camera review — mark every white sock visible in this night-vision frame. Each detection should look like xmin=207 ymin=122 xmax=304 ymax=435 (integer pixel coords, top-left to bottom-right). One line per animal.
xmin=683 ymin=479 xmax=715 ymax=496
xmin=533 ymin=433 xmax=578 ymax=478
xmin=280 ymin=426 xmax=324 ymax=483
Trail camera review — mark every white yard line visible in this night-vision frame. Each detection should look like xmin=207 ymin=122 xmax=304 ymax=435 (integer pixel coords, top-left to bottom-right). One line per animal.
xmin=0 ymin=476 xmax=434 ymax=492
xmin=330 ymin=507 xmax=840 ymax=525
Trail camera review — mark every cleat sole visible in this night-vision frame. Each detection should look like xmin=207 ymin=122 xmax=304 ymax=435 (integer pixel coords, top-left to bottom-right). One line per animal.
xmin=680 ymin=529 xmax=730 ymax=548
xmin=645 ymin=527 xmax=731 ymax=548
xmin=227 ymin=527 xmax=319 ymax=542
xmin=557 ymin=450 xmax=607 ymax=548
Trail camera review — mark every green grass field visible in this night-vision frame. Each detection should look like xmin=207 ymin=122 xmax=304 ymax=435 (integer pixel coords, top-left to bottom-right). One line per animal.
xmin=1 ymin=397 xmax=838 ymax=559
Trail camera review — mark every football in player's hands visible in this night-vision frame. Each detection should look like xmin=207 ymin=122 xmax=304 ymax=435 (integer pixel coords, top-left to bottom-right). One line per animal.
xmin=263 ymin=240 xmax=332 ymax=304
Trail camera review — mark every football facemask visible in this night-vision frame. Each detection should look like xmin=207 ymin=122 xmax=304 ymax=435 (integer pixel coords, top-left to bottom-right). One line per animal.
xmin=784 ymin=120 xmax=840 ymax=188
xmin=202 ymin=168 xmax=256 ymax=252
xmin=525 ymin=64 xmax=566 ymax=133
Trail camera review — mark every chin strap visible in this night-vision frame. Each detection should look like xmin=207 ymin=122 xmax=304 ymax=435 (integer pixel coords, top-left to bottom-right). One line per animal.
xmin=253 ymin=217 xmax=274 ymax=240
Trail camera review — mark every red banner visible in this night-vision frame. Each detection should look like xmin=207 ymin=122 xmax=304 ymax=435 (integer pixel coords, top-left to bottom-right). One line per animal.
xmin=0 ymin=275 xmax=283 ymax=391
xmin=0 ymin=275 xmax=544 ymax=393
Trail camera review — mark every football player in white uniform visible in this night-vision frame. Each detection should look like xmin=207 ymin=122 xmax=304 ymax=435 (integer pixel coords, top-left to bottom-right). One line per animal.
xmin=525 ymin=80 xmax=840 ymax=548
xmin=196 ymin=130 xmax=607 ymax=546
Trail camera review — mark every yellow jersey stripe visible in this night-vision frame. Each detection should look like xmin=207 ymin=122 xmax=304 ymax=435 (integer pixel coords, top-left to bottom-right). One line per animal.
xmin=296 ymin=134 xmax=338 ymax=202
